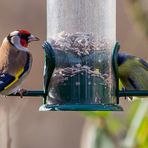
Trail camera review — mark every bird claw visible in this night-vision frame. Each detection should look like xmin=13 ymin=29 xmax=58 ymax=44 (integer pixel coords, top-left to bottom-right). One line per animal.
xmin=121 ymin=87 xmax=133 ymax=101
xmin=17 ymin=88 xmax=27 ymax=98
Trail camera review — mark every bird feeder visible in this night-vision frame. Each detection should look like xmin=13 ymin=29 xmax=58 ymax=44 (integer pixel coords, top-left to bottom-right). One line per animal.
xmin=39 ymin=0 xmax=123 ymax=111
xmin=8 ymin=0 xmax=148 ymax=111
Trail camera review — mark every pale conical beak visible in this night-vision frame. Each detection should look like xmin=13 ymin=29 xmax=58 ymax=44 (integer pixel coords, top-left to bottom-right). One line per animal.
xmin=28 ymin=34 xmax=40 ymax=42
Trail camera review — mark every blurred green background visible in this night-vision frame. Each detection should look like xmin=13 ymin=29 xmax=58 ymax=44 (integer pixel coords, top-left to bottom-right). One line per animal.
xmin=0 ymin=0 xmax=147 ymax=148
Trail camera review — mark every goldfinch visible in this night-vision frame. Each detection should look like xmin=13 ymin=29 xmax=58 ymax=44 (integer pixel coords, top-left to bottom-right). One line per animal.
xmin=0 ymin=30 xmax=39 ymax=97
xmin=118 ymin=52 xmax=148 ymax=100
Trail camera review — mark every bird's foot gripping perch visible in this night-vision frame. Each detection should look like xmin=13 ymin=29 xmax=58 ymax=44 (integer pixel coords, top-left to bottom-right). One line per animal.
xmin=17 ymin=88 xmax=27 ymax=98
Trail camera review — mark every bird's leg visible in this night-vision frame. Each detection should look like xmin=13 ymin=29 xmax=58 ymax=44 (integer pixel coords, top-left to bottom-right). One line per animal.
xmin=121 ymin=87 xmax=133 ymax=101
xmin=121 ymin=87 xmax=128 ymax=100
xmin=17 ymin=88 xmax=27 ymax=98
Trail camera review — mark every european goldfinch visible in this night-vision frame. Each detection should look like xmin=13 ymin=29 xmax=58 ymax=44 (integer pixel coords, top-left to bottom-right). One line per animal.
xmin=0 ymin=30 xmax=39 ymax=97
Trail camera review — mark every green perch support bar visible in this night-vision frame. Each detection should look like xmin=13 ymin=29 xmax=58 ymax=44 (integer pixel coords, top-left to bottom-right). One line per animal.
xmin=8 ymin=90 xmax=46 ymax=97
xmin=119 ymin=90 xmax=148 ymax=97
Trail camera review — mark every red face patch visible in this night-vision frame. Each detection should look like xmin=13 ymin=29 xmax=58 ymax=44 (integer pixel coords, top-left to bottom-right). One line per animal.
xmin=20 ymin=39 xmax=28 ymax=47
xmin=19 ymin=30 xmax=31 ymax=35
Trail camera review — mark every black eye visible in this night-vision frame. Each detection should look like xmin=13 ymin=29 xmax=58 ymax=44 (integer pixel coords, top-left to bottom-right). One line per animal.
xmin=19 ymin=33 xmax=30 ymax=41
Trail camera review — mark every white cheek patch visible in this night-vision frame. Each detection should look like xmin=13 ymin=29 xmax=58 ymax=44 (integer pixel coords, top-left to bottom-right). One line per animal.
xmin=11 ymin=35 xmax=20 ymax=45
xmin=11 ymin=36 xmax=29 ymax=52
xmin=10 ymin=31 xmax=19 ymax=36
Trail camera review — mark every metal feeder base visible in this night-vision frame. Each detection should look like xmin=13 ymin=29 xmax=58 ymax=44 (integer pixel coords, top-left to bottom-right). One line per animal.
xmin=39 ymin=104 xmax=123 ymax=111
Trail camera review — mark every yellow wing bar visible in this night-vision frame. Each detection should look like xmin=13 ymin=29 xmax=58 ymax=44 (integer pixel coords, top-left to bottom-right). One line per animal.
xmin=4 ymin=68 xmax=24 ymax=89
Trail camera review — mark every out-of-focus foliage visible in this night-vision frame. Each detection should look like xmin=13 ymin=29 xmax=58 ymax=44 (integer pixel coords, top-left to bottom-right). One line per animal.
xmin=126 ymin=100 xmax=140 ymax=124
xmin=83 ymin=100 xmax=148 ymax=148
xmin=136 ymin=107 xmax=148 ymax=148
xmin=94 ymin=126 xmax=116 ymax=148
xmin=83 ymin=111 xmax=111 ymax=118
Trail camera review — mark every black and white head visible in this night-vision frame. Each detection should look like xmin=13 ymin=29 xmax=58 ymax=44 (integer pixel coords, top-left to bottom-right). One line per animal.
xmin=7 ymin=29 xmax=39 ymax=51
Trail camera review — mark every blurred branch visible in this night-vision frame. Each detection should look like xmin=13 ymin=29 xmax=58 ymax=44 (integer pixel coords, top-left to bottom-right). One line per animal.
xmin=98 ymin=117 xmax=120 ymax=148
xmin=123 ymin=101 xmax=148 ymax=148
xmin=6 ymin=112 xmax=12 ymax=148
xmin=0 ymin=107 xmax=12 ymax=148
